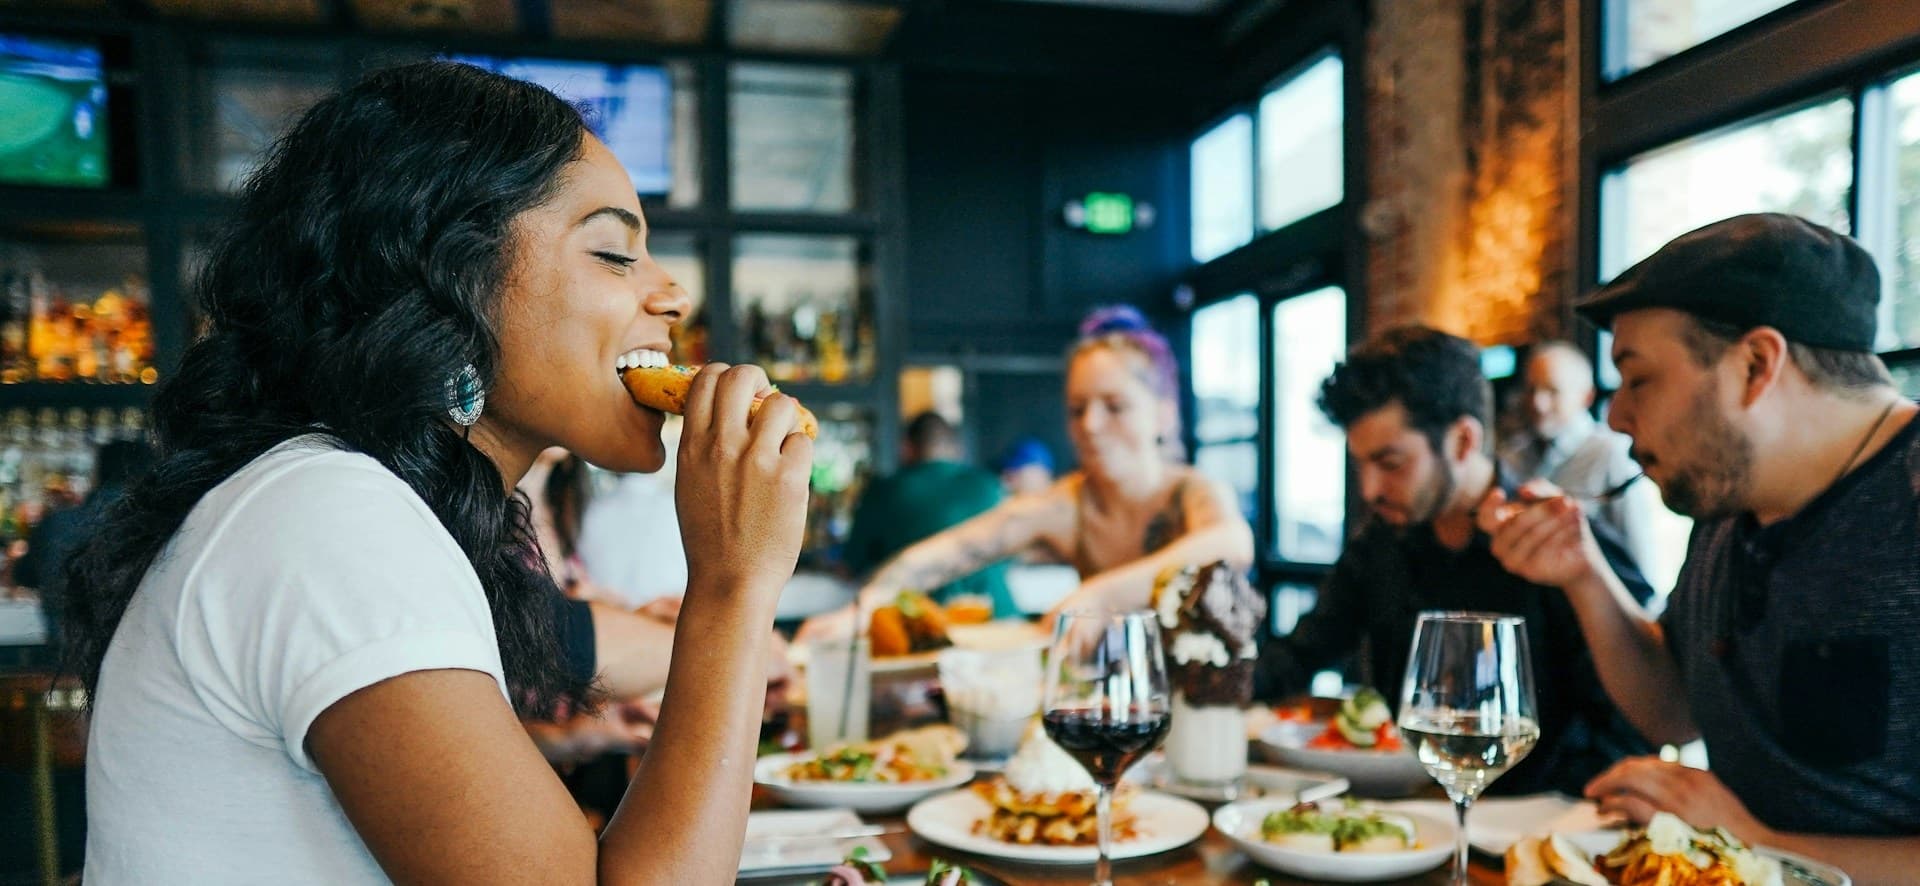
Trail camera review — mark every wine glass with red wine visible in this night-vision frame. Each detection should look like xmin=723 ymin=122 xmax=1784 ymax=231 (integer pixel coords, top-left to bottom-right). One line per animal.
xmin=1041 ymin=609 xmax=1171 ymax=886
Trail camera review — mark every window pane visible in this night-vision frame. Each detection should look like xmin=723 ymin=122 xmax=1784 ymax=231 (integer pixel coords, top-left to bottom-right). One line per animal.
xmin=1890 ymin=361 xmax=1920 ymax=400
xmin=1191 ymin=113 xmax=1254 ymax=263
xmin=1879 ymin=70 xmax=1920 ymax=350
xmin=731 ymin=64 xmax=856 ymax=213
xmin=1191 ymin=293 xmax=1260 ymax=443
xmin=1196 ymin=441 xmax=1258 ymax=528
xmin=732 ymin=234 xmax=872 ymax=383
xmin=1258 ymin=53 xmax=1343 ymax=232
xmin=1271 ymin=286 xmax=1346 ymax=564
xmin=1600 ymin=96 xmax=1852 ymax=280
xmin=1270 ymin=581 xmax=1317 ymax=635
xmin=1605 ymin=0 xmax=1805 ymax=80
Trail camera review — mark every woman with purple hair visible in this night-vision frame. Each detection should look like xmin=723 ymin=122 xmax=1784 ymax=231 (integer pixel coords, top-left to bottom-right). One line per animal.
xmin=798 ymin=306 xmax=1253 ymax=639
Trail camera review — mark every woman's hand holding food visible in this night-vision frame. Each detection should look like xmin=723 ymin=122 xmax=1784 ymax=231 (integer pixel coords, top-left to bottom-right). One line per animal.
xmin=674 ymin=363 xmax=812 ymax=605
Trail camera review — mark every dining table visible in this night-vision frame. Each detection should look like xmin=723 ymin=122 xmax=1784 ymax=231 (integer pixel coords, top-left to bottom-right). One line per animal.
xmin=752 ymin=686 xmax=1510 ymax=885
xmin=841 ymin=811 xmax=1508 ymax=885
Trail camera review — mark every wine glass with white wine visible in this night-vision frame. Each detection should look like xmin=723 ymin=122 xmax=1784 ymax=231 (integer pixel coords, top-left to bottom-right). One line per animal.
xmin=1398 ymin=612 xmax=1539 ymax=886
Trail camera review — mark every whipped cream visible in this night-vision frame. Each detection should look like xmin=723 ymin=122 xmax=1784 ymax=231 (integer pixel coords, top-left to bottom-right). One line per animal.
xmin=1155 ymin=567 xmax=1196 ymax=630
xmin=1170 ymin=631 xmax=1232 ymax=668
xmin=1004 ymin=730 xmax=1096 ymax=795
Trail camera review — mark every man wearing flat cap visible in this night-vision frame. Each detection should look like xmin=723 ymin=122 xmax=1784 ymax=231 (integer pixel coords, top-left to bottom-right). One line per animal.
xmin=1480 ymin=213 xmax=1920 ymax=881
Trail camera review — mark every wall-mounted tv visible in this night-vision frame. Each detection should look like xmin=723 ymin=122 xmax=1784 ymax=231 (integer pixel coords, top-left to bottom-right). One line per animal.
xmin=447 ymin=54 xmax=673 ymax=196
xmin=0 ymin=34 xmax=109 ymax=188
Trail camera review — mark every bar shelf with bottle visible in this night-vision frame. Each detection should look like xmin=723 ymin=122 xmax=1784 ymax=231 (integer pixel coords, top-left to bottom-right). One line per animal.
xmin=0 ymin=221 xmax=155 ymax=390
xmin=733 ymin=233 xmax=876 ymax=384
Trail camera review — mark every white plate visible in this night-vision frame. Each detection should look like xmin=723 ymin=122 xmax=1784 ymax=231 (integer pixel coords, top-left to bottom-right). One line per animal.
xmin=905 ymin=788 xmax=1210 ymax=864
xmin=1131 ymin=753 xmax=1351 ymax=805
xmin=1212 ymin=798 xmax=1454 ymax=883
xmin=738 ymin=808 xmax=891 ymax=878
xmin=1552 ymin=830 xmax=1852 ymax=886
xmin=1256 ymin=720 xmax=1432 ymax=797
xmin=755 ymin=753 xmax=976 ymax=814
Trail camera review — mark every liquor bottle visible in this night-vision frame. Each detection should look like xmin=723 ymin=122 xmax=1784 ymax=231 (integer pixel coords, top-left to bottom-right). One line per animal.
xmin=65 ymin=409 xmax=94 ymax=500
xmin=0 ymin=268 xmax=24 ymax=383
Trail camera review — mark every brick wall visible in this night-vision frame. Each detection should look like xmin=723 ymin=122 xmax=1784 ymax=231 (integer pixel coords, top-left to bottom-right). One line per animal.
xmin=1361 ymin=0 xmax=1574 ymax=345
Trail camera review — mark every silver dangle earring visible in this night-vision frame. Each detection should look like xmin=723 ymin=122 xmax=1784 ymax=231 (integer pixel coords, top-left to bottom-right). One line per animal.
xmin=445 ymin=363 xmax=485 ymax=427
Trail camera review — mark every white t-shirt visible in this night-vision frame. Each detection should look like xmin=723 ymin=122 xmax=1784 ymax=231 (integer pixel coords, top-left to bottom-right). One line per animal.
xmin=85 ymin=437 xmax=508 ymax=884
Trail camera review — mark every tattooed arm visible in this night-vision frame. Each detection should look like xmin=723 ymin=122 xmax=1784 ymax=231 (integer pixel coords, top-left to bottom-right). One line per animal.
xmin=793 ymin=488 xmax=1074 ymax=641
xmin=1044 ymin=471 xmax=1254 ymax=625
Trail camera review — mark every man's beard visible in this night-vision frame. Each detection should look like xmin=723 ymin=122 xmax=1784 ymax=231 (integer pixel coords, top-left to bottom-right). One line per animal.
xmin=1649 ymin=385 xmax=1752 ymax=520
xmin=1375 ymin=462 xmax=1456 ymax=530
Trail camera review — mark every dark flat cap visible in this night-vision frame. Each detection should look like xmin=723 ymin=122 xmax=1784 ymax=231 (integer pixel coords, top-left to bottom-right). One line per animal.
xmin=1576 ymin=213 xmax=1881 ymax=351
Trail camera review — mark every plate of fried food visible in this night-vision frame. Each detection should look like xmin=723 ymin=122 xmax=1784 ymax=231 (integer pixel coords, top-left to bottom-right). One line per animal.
xmin=792 ymin=594 xmax=1042 ymax=675
xmin=903 ymin=725 xmax=1208 ymax=863
xmin=1505 ymin=812 xmax=1850 ymax=886
xmin=757 ymin=726 xmax=976 ymax=813
xmin=1257 ymin=687 xmax=1431 ymax=797
xmin=1212 ymin=797 xmax=1454 ymax=882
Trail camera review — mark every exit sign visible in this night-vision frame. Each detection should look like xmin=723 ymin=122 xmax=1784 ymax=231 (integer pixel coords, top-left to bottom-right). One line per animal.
xmin=1063 ymin=192 xmax=1154 ymax=235
xmin=1083 ymin=192 xmax=1134 ymax=234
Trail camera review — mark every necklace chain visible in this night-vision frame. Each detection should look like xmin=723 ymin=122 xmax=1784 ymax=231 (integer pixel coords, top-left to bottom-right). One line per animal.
xmin=1834 ymin=399 xmax=1900 ymax=488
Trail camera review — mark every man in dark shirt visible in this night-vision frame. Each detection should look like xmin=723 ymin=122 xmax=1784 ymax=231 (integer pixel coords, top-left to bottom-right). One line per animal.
xmin=1254 ymin=326 xmax=1654 ymax=797
xmin=1484 ymin=213 xmax=1920 ymax=880
xmin=843 ymin=412 xmax=1013 ymax=615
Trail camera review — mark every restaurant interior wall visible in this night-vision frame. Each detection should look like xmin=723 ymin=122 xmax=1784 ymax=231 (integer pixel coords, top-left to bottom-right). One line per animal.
xmin=893 ymin=2 xmax=1216 ymax=471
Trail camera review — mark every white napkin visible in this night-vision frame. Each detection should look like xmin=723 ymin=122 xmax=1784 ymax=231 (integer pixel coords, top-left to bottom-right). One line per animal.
xmin=1379 ymin=794 xmax=1624 ymax=855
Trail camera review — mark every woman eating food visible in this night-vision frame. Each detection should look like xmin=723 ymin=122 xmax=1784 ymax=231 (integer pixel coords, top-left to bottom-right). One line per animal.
xmin=797 ymin=305 xmax=1254 ymax=641
xmin=65 ymin=61 xmax=812 ymax=883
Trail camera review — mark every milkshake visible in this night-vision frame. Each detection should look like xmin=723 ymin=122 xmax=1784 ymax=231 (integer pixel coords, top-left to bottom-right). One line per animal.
xmin=1151 ymin=561 xmax=1264 ymax=786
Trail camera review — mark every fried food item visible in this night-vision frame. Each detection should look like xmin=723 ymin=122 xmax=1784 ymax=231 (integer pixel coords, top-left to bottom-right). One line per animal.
xmin=1507 ymin=814 xmax=1783 ymax=886
xmin=944 ymin=595 xmax=993 ymax=625
xmin=866 ymin=592 xmax=954 ymax=657
xmin=968 ymin=777 xmax=1137 ymax=846
xmin=618 ymin=364 xmax=819 ymax=439
xmin=899 ymin=592 xmax=951 ymax=650
xmin=889 ymin=724 xmax=968 ymax=765
xmin=868 ymin=606 xmax=913 ymax=657
xmin=1506 ymin=834 xmax=1609 ymax=886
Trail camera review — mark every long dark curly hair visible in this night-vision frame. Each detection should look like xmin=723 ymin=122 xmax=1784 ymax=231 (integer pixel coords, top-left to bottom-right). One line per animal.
xmin=62 ymin=61 xmax=593 ymax=717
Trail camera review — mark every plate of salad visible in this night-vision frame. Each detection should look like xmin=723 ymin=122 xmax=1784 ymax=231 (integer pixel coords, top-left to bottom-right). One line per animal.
xmin=1256 ymin=688 xmax=1431 ymax=797
xmin=1213 ymin=798 xmax=1453 ymax=883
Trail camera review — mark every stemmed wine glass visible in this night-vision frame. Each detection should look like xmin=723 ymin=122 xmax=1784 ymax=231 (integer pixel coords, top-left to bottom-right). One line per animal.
xmin=1042 ymin=610 xmax=1172 ymax=886
xmin=1398 ymin=611 xmax=1540 ymax=886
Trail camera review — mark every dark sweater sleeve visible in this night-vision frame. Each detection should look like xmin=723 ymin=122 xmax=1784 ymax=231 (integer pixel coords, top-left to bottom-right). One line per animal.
xmin=1253 ymin=546 xmax=1368 ymax=702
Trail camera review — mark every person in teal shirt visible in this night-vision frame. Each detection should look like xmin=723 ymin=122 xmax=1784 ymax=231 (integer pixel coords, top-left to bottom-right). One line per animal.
xmin=842 ymin=412 xmax=1014 ymax=616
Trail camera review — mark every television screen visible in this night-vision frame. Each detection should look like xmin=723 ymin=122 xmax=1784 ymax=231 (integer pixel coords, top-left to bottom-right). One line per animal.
xmin=448 ymin=54 xmax=672 ymax=196
xmin=0 ymin=34 xmax=108 ymax=188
